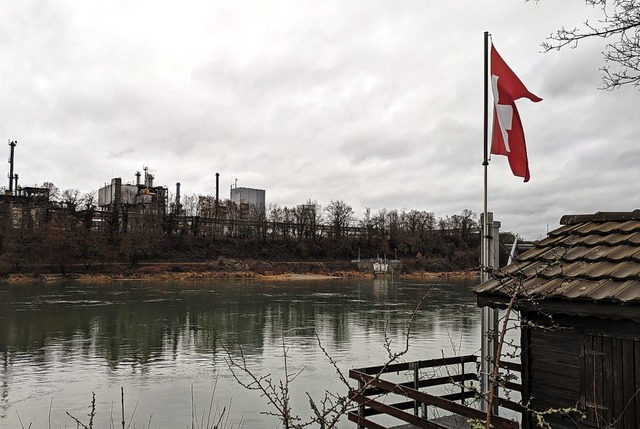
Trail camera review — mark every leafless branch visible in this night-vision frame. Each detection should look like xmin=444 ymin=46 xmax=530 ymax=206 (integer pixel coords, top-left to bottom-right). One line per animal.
xmin=533 ymin=0 xmax=640 ymax=89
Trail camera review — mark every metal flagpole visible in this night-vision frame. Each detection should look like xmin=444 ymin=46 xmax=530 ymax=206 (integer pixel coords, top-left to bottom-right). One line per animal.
xmin=480 ymin=30 xmax=499 ymax=414
xmin=483 ymin=31 xmax=489 ymax=254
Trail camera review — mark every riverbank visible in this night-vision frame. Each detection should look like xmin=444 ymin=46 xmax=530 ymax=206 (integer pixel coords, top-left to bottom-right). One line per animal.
xmin=1 ymin=258 xmax=479 ymax=283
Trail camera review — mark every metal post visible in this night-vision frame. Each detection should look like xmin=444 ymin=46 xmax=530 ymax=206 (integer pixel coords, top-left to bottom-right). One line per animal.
xmin=490 ymin=219 xmax=501 ymax=416
xmin=357 ymin=379 xmax=365 ymax=429
xmin=413 ymin=365 xmax=419 ymax=416
xmin=461 ymin=358 xmax=466 ymax=406
xmin=480 ymin=212 xmax=500 ymax=414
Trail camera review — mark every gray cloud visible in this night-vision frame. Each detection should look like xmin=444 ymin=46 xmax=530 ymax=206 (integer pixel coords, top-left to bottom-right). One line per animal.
xmin=0 ymin=0 xmax=637 ymax=240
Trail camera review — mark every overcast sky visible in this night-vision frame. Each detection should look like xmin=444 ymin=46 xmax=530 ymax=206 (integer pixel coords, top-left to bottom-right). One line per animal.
xmin=1 ymin=1 xmax=637 ymax=240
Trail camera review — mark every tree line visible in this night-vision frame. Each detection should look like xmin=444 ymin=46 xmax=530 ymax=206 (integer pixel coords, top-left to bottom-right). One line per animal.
xmin=0 ymin=184 xmax=481 ymax=275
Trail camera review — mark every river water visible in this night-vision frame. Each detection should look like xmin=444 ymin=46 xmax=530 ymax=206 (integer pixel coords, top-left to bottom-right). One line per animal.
xmin=0 ymin=277 xmax=481 ymax=428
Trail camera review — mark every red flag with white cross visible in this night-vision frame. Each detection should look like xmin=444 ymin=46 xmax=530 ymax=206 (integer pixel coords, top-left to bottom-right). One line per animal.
xmin=490 ymin=44 xmax=542 ymax=182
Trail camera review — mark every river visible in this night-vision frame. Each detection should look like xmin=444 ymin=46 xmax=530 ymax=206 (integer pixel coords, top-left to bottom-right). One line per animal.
xmin=0 ymin=277 xmax=481 ymax=428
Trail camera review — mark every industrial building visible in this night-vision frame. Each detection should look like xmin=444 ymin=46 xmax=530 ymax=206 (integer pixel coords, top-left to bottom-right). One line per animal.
xmin=98 ymin=167 xmax=168 ymax=213
xmin=230 ymin=185 xmax=265 ymax=207
xmin=1 ymin=139 xmax=50 ymax=216
xmin=230 ymin=182 xmax=265 ymax=221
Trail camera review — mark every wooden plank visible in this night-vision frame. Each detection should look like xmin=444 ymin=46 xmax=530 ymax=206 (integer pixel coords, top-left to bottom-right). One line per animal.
xmin=358 ymin=355 xmax=478 ymax=375
xmin=528 ymin=355 xmax=580 ymax=379
xmin=499 ymin=360 xmax=521 ymax=372
xmin=516 ymin=299 xmax=640 ymax=322
xmin=594 ymin=335 xmax=605 ymax=422
xmin=584 ymin=320 xmax=640 ymax=341
xmin=520 ymin=324 xmax=532 ymax=429
xmin=584 ymin=334 xmax=596 ymax=423
xmin=361 ymin=373 xmax=478 ymax=397
xmin=365 ymin=400 xmax=414 ymax=414
xmin=497 ymin=398 xmax=525 ymax=414
xmin=417 ymin=373 xmax=478 ymax=389
xmin=635 ymin=340 xmax=640 ymax=429
xmin=620 ymin=339 xmax=636 ymax=429
xmin=530 ymin=369 xmax=580 ymax=392
xmin=529 ymin=384 xmax=581 ymax=409
xmin=530 ymin=325 xmax=580 ymax=341
xmin=502 ymin=381 xmax=521 ymax=392
xmin=529 ymin=341 xmax=580 ymax=361
xmin=529 ymin=327 xmax=579 ymax=352
xmin=578 ymin=331 xmax=586 ymax=419
xmin=350 ymin=393 xmax=444 ymax=429
xmin=352 ymin=398 xmax=424 ymax=418
xmin=611 ymin=338 xmax=623 ymax=426
xmin=583 ymin=334 xmax=618 ymax=426
xmin=602 ymin=336 xmax=613 ymax=424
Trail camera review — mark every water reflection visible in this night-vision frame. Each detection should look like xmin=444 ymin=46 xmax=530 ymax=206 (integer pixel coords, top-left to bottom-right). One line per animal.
xmin=0 ymin=277 xmax=481 ymax=427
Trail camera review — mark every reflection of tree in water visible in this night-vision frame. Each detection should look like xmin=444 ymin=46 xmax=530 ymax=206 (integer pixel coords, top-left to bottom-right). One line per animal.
xmin=0 ymin=279 xmax=480 ymax=372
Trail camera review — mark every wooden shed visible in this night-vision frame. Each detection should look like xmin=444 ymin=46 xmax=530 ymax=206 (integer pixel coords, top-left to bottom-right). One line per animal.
xmin=475 ymin=211 xmax=640 ymax=429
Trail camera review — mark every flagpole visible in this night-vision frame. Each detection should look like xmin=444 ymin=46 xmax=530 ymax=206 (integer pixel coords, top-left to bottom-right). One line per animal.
xmin=482 ymin=30 xmax=489 ymax=286
xmin=480 ymin=31 xmax=498 ymax=412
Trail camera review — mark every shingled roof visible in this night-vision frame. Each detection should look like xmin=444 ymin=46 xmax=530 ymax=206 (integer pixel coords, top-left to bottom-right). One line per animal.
xmin=475 ymin=210 xmax=640 ymax=319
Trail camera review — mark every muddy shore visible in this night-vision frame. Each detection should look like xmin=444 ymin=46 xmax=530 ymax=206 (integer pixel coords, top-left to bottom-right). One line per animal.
xmin=1 ymin=259 xmax=479 ymax=283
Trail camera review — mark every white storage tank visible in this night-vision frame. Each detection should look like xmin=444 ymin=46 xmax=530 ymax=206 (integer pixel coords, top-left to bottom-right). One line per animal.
xmin=230 ymin=186 xmax=265 ymax=207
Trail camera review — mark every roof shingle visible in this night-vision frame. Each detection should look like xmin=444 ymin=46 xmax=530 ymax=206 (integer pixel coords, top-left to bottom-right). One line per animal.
xmin=476 ymin=210 xmax=640 ymax=304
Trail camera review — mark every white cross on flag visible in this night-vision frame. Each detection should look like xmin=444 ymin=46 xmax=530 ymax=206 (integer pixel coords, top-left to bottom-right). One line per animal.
xmin=491 ymin=44 xmax=542 ymax=182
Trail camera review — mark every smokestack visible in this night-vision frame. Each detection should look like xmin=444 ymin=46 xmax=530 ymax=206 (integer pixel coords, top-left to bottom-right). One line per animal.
xmin=14 ymin=173 xmax=18 ymax=194
xmin=114 ymin=177 xmax=122 ymax=211
xmin=176 ymin=182 xmax=181 ymax=215
xmin=215 ymin=172 xmax=220 ymax=206
xmin=135 ymin=171 xmax=141 ymax=186
xmin=8 ymin=140 xmax=16 ymax=195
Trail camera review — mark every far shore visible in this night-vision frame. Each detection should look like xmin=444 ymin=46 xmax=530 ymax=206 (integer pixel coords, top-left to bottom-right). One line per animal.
xmin=1 ymin=261 xmax=479 ymax=284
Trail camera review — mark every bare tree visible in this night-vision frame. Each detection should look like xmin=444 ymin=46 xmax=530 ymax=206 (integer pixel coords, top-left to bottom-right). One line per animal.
xmin=41 ymin=181 xmax=60 ymax=201
xmin=81 ymin=191 xmax=97 ymax=210
xmin=61 ymin=188 xmax=82 ymax=211
xmin=324 ymin=200 xmax=354 ymax=240
xmin=182 ymin=193 xmax=198 ymax=217
xmin=535 ymin=0 xmax=640 ymax=89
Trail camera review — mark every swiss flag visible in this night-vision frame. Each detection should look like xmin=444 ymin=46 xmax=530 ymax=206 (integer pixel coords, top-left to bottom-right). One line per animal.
xmin=491 ymin=44 xmax=542 ymax=182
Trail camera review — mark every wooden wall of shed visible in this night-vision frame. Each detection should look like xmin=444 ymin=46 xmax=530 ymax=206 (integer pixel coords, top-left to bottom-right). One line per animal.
xmin=582 ymin=333 xmax=640 ymax=428
xmin=522 ymin=313 xmax=582 ymax=429
xmin=522 ymin=311 xmax=640 ymax=429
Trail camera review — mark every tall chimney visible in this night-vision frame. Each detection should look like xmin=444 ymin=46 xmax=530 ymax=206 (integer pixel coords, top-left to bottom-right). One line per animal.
xmin=8 ymin=140 xmax=16 ymax=195
xmin=14 ymin=173 xmax=18 ymax=194
xmin=175 ymin=182 xmax=181 ymax=215
xmin=135 ymin=171 xmax=141 ymax=186
xmin=215 ymin=172 xmax=220 ymax=206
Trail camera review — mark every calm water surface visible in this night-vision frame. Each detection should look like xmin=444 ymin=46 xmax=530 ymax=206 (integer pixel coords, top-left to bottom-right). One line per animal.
xmin=0 ymin=277 xmax=481 ymax=428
